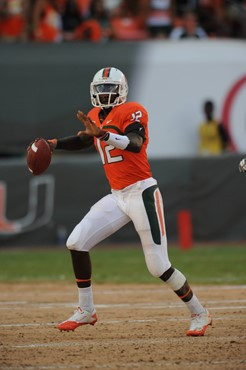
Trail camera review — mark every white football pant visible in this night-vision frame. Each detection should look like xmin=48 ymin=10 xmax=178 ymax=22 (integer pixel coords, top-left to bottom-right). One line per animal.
xmin=66 ymin=177 xmax=171 ymax=277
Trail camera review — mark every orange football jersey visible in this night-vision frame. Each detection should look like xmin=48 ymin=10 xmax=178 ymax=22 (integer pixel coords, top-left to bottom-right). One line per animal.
xmin=88 ymin=102 xmax=152 ymax=190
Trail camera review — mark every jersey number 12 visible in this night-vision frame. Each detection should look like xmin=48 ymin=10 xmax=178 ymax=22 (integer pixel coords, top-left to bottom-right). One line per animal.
xmin=96 ymin=139 xmax=123 ymax=164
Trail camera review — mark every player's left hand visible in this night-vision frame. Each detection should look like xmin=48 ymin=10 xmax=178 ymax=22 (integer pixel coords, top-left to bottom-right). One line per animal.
xmin=239 ymin=158 xmax=246 ymax=172
xmin=47 ymin=139 xmax=57 ymax=153
xmin=77 ymin=110 xmax=103 ymax=137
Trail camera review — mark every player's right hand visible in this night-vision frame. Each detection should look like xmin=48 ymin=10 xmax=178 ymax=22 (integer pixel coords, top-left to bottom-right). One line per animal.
xmin=77 ymin=110 xmax=104 ymax=137
xmin=239 ymin=158 xmax=246 ymax=172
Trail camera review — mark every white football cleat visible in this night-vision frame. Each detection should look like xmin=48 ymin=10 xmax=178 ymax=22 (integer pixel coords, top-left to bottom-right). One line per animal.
xmin=186 ymin=309 xmax=212 ymax=336
xmin=57 ymin=307 xmax=98 ymax=331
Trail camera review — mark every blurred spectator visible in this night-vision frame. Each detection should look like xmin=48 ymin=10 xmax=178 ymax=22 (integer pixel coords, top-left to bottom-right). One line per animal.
xmin=196 ymin=0 xmax=229 ymax=38
xmin=145 ymin=0 xmax=174 ymax=38
xmin=0 ymin=0 xmax=28 ymax=41
xmin=169 ymin=11 xmax=207 ymax=38
xmin=32 ymin=0 xmax=63 ymax=42
xmin=76 ymin=0 xmax=92 ymax=17
xmin=198 ymin=100 xmax=230 ymax=156
xmin=60 ymin=0 xmax=82 ymax=40
xmin=174 ymin=0 xmax=197 ymax=14
xmin=103 ymin=0 xmax=122 ymax=13
xmin=109 ymin=0 xmax=148 ymax=40
xmin=224 ymin=0 xmax=246 ymax=39
xmin=174 ymin=1 xmax=229 ymax=38
xmin=33 ymin=0 xmax=103 ymax=42
xmin=73 ymin=0 xmax=103 ymax=42
xmin=89 ymin=0 xmax=111 ymax=41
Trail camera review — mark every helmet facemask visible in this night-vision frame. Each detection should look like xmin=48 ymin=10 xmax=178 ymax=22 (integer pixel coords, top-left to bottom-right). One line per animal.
xmin=91 ymin=83 xmax=120 ymax=108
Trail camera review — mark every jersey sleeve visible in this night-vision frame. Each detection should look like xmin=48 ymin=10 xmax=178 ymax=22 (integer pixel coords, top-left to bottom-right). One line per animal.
xmin=121 ymin=103 xmax=148 ymax=133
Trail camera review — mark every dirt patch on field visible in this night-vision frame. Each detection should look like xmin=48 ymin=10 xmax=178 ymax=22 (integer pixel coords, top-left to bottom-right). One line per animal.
xmin=0 ymin=283 xmax=245 ymax=369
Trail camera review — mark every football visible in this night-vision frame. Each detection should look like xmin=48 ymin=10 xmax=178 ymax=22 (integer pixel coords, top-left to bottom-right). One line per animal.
xmin=27 ymin=138 xmax=52 ymax=175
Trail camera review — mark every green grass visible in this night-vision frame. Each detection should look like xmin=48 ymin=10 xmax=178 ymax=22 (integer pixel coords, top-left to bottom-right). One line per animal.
xmin=0 ymin=245 xmax=245 ymax=284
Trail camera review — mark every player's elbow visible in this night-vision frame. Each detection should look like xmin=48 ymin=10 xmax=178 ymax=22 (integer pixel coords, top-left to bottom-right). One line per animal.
xmin=125 ymin=138 xmax=143 ymax=152
xmin=125 ymin=133 xmax=143 ymax=153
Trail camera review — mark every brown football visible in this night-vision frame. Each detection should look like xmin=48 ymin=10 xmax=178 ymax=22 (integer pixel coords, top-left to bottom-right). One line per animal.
xmin=27 ymin=138 xmax=52 ymax=175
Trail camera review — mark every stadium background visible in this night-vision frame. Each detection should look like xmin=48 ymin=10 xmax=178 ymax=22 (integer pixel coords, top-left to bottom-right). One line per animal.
xmin=0 ymin=40 xmax=246 ymax=246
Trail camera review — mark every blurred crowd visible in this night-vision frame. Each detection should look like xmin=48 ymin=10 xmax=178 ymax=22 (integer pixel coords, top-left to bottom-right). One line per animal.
xmin=0 ymin=0 xmax=246 ymax=43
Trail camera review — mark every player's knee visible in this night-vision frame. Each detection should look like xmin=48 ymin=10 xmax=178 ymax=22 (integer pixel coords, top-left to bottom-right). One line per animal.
xmin=66 ymin=233 xmax=79 ymax=250
xmin=145 ymin=252 xmax=169 ymax=278
xmin=66 ymin=225 xmax=83 ymax=251
xmin=66 ymin=218 xmax=95 ymax=251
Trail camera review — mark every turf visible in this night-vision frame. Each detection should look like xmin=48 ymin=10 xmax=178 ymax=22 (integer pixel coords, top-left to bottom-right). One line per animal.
xmin=0 ymin=245 xmax=245 ymax=284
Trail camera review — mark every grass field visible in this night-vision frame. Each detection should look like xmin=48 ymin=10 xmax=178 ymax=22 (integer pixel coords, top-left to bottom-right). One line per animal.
xmin=0 ymin=244 xmax=245 ymax=284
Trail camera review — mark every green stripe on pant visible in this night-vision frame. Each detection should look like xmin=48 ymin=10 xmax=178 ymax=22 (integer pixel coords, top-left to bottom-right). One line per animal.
xmin=142 ymin=185 xmax=161 ymax=245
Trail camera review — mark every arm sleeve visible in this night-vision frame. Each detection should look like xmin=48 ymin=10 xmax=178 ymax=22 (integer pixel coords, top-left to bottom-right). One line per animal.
xmin=56 ymin=135 xmax=93 ymax=150
xmin=124 ymin=122 xmax=146 ymax=140
xmin=121 ymin=104 xmax=147 ymax=153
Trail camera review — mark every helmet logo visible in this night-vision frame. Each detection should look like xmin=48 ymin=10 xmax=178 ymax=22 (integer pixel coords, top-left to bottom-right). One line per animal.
xmin=102 ymin=67 xmax=111 ymax=78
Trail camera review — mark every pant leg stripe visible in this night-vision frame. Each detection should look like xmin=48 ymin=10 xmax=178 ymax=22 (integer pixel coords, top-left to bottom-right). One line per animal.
xmin=142 ymin=185 xmax=161 ymax=245
xmin=154 ymin=189 xmax=165 ymax=237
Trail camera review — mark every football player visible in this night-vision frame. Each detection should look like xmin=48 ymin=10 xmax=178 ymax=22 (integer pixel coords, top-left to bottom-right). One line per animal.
xmin=48 ymin=67 xmax=212 ymax=336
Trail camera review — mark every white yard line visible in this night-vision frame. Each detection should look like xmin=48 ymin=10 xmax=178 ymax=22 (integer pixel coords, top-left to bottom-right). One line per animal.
xmin=0 ymin=285 xmax=245 ymax=298
xmin=0 ymin=301 xmax=27 ymax=305
xmin=8 ymin=335 xmax=246 ymax=349
xmin=1 ymin=300 xmax=246 ymax=310
xmin=0 ymin=313 xmax=245 ymax=328
xmin=1 ymin=359 xmax=246 ymax=370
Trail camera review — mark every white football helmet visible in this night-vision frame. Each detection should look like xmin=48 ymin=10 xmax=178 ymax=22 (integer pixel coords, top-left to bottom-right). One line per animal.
xmin=90 ymin=67 xmax=128 ymax=108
